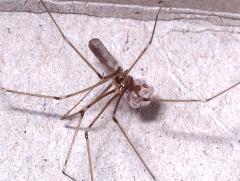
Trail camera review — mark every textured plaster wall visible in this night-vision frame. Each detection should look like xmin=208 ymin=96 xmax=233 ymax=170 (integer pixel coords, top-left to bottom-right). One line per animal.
xmin=0 ymin=5 xmax=240 ymax=181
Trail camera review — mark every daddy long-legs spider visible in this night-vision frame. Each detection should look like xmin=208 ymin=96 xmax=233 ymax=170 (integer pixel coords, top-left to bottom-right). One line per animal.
xmin=1 ymin=0 xmax=240 ymax=180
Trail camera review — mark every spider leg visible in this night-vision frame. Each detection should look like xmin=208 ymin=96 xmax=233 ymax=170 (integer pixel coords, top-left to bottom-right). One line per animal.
xmin=63 ymin=89 xmax=116 ymax=120
xmin=61 ymin=89 xmax=93 ymax=120
xmin=158 ymin=81 xmax=240 ymax=103
xmin=0 ymin=67 xmax=121 ymax=101
xmin=112 ymin=92 xmax=156 ymax=180
xmin=61 ymin=82 xmax=113 ymax=119
xmin=40 ymin=0 xmax=101 ymax=78
xmin=0 ymin=78 xmax=109 ymax=100
xmin=127 ymin=8 xmax=160 ymax=73
xmin=62 ymin=93 xmax=118 ymax=180
xmin=62 ymin=115 xmax=83 ymax=181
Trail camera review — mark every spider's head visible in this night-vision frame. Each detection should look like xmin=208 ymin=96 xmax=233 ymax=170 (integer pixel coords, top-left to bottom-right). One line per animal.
xmin=126 ymin=79 xmax=154 ymax=109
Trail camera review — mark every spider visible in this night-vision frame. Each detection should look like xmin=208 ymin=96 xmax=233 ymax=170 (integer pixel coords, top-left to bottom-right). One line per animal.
xmin=1 ymin=0 xmax=240 ymax=180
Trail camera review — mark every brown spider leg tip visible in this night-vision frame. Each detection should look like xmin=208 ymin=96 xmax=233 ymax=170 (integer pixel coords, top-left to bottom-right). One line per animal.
xmin=60 ymin=115 xmax=67 ymax=120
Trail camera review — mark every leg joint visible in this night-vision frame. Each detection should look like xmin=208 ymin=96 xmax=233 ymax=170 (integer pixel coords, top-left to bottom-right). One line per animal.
xmin=112 ymin=115 xmax=118 ymax=123
xmin=85 ymin=131 xmax=89 ymax=139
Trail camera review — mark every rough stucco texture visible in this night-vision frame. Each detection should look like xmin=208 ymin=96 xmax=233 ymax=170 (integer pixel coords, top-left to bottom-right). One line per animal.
xmin=0 ymin=9 xmax=240 ymax=181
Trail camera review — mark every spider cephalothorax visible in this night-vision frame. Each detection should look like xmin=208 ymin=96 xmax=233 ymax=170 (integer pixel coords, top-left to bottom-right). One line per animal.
xmin=124 ymin=77 xmax=154 ymax=109
xmin=113 ymin=69 xmax=133 ymax=92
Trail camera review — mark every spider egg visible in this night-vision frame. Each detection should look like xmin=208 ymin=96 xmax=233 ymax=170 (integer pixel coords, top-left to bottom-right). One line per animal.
xmin=125 ymin=79 xmax=154 ymax=109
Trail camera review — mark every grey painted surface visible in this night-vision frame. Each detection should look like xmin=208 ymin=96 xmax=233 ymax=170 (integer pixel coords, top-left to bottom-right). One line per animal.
xmin=0 ymin=0 xmax=240 ymax=26
xmin=1 ymin=0 xmax=240 ymax=13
